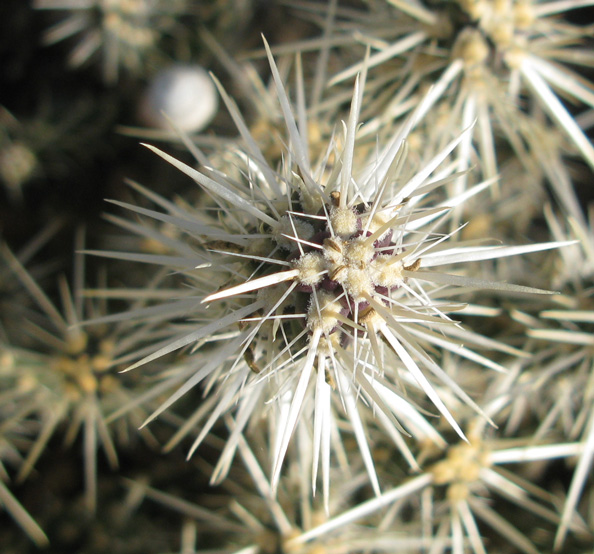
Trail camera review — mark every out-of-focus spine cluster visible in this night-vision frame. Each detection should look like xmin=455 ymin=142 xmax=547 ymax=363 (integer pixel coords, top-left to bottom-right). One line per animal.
xmin=1 ymin=1 xmax=593 ymax=553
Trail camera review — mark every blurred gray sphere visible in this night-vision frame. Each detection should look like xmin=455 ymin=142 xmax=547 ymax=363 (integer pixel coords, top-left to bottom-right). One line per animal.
xmin=139 ymin=64 xmax=218 ymax=132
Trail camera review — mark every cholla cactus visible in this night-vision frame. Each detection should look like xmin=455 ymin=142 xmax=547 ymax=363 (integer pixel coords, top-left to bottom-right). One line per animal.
xmin=509 ymin=207 xmax=594 ymax=550
xmin=1 ymin=230 xmax=166 ymax=513
xmin=286 ymin=422 xmax=584 ymax=554
xmin=301 ymin=0 xmax=594 ymax=217
xmin=524 ymin=305 xmax=594 ymax=551
xmin=34 ymin=0 xmax=193 ymax=82
xmin=126 ymin=427 xmax=430 ymax=554
xmin=95 ymin=41 xmax=572 ymax=503
xmin=122 ymin=405 xmax=587 ymax=554
xmin=3 ymin=1 xmax=593 ymax=551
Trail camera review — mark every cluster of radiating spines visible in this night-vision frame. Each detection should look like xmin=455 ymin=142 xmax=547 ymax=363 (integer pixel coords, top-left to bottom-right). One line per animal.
xmin=453 ymin=0 xmax=594 ymax=169
xmin=507 ymin=250 xmax=594 ymax=550
xmin=273 ymin=392 xmax=588 ymax=554
xmin=531 ymin=324 xmax=594 ymax=550
xmin=34 ymin=0 xmax=193 ymax=83
xmin=93 ymin=40 xmax=586 ymax=510
xmin=204 ymin=189 xmax=420 ymax=353
xmin=117 ymin=405 xmax=588 ymax=554
xmin=120 ymin=438 xmax=362 ymax=554
xmin=0 ymin=233 xmax=170 ymax=520
xmin=296 ymin=0 xmax=594 ymax=222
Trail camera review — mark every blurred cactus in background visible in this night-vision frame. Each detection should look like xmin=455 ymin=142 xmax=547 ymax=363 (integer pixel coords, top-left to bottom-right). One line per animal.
xmin=34 ymin=0 xmax=196 ymax=83
xmin=0 ymin=1 xmax=593 ymax=553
